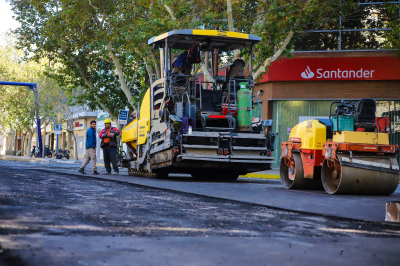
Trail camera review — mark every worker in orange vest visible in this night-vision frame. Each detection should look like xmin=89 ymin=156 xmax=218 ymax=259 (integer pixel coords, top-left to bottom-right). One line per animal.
xmin=99 ymin=119 xmax=120 ymax=175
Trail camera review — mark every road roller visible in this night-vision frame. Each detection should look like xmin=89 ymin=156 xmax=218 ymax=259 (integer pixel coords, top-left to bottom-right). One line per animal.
xmin=280 ymin=98 xmax=400 ymax=195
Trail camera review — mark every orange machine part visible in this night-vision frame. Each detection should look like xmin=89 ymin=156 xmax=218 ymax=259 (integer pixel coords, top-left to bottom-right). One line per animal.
xmin=301 ymin=149 xmax=324 ymax=179
xmin=322 ymin=142 xmax=399 ymax=155
xmin=282 ymin=141 xmax=324 ymax=180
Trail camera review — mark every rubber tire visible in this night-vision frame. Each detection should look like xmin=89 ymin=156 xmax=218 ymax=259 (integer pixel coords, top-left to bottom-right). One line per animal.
xmin=57 ymin=155 xmax=62 ymax=159
xmin=280 ymin=153 xmax=323 ymax=190
xmin=65 ymin=154 xmax=70 ymax=160
xmin=34 ymin=152 xmax=39 ymax=158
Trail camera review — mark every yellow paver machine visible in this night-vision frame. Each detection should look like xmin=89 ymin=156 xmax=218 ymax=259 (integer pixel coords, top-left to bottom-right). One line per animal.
xmin=280 ymin=99 xmax=400 ymax=195
xmin=121 ymin=29 xmax=276 ymax=180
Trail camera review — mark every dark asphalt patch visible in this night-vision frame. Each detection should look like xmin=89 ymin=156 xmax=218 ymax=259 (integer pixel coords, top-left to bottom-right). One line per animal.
xmin=1 ymin=162 xmax=400 ymax=265
xmin=1 ymin=164 xmax=400 ymax=239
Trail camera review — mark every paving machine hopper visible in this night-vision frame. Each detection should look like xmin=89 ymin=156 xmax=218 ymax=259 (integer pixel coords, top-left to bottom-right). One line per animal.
xmin=280 ymin=99 xmax=399 ymax=195
xmin=121 ymin=29 xmax=276 ymax=180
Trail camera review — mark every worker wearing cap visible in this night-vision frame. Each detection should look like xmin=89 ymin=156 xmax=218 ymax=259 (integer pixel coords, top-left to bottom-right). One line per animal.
xmin=99 ymin=119 xmax=121 ymax=175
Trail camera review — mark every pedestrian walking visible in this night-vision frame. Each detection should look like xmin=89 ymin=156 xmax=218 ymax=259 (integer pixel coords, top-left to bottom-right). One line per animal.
xmin=99 ymin=119 xmax=121 ymax=175
xmin=78 ymin=120 xmax=99 ymax=175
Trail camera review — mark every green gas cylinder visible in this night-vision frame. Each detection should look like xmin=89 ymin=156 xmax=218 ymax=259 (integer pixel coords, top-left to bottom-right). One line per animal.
xmin=237 ymin=82 xmax=252 ymax=132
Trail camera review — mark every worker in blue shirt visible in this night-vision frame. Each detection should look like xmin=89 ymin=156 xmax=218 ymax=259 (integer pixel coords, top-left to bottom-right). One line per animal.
xmin=78 ymin=120 xmax=99 ymax=174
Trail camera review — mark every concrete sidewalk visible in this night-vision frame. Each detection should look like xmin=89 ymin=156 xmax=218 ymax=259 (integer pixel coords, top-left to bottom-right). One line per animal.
xmin=0 ymin=154 xmax=280 ymax=179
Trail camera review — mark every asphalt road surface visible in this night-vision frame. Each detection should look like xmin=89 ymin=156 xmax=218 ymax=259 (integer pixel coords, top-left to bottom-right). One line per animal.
xmin=0 ymin=158 xmax=400 ymax=265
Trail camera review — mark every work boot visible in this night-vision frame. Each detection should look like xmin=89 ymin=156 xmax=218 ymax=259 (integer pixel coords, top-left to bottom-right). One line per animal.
xmin=93 ymin=171 xmax=99 ymax=175
xmin=112 ymin=171 xmax=119 ymax=175
xmin=103 ymin=171 xmax=111 ymax=175
xmin=78 ymin=168 xmax=86 ymax=174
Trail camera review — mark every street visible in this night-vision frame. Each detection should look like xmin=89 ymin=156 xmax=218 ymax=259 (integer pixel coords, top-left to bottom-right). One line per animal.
xmin=0 ymin=157 xmax=400 ymax=265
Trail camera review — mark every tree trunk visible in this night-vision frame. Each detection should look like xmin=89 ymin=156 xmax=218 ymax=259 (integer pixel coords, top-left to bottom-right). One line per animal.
xmin=253 ymin=31 xmax=295 ymax=81
xmin=226 ymin=0 xmax=240 ymax=60
xmin=7 ymin=133 xmax=13 ymax=151
xmin=67 ymin=120 xmax=79 ymax=161
xmin=106 ymin=41 xmax=135 ymax=109
xmin=252 ymin=0 xmax=312 ymax=81
xmin=150 ymin=52 xmax=161 ymax=79
xmin=35 ymin=123 xmax=39 ymax=153
xmin=144 ymin=57 xmax=154 ymax=84
xmin=201 ymin=61 xmax=215 ymax=83
xmin=205 ymin=51 xmax=210 ymax=70
xmin=27 ymin=130 xmax=33 ymax=156
xmin=72 ymin=129 xmax=79 ymax=162
xmin=43 ymin=121 xmax=47 ymax=156
xmin=21 ymin=134 xmax=26 ymax=156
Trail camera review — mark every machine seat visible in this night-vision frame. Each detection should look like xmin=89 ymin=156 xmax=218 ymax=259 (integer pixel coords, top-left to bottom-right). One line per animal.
xmin=354 ymin=98 xmax=376 ymax=132
xmin=197 ymin=89 xmax=222 ymax=112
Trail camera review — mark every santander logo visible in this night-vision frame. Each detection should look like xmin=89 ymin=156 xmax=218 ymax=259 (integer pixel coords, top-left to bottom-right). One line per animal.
xmin=301 ymin=66 xmax=314 ymax=79
xmin=300 ymin=66 xmax=376 ymax=80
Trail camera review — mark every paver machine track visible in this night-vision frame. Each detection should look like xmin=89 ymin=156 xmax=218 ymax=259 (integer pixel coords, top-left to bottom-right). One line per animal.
xmin=280 ymin=98 xmax=400 ymax=195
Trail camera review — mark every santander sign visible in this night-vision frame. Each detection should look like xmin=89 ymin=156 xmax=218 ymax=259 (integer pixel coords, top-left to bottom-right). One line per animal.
xmin=301 ymin=65 xmax=375 ymax=80
xmin=259 ymin=57 xmax=400 ymax=82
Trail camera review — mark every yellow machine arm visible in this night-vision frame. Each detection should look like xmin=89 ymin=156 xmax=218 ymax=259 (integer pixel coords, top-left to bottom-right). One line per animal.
xmin=121 ymin=88 xmax=151 ymax=148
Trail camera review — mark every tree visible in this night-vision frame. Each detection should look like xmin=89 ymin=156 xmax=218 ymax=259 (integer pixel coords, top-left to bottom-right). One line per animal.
xmin=0 ymin=32 xmax=63 ymax=156
xmin=150 ymin=0 xmax=356 ymax=80
xmin=9 ymin=0 xmax=360 ymax=104
xmin=384 ymin=1 xmax=400 ymax=57
xmin=222 ymin=0 xmax=356 ymax=80
xmin=9 ymin=0 xmax=159 ymax=117
xmin=0 ymin=33 xmax=37 ymax=155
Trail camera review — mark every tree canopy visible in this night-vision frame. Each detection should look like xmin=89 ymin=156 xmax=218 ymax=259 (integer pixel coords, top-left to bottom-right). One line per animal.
xmin=7 ymin=0 xmax=399 ymax=109
xmin=0 ymin=32 xmax=66 ymax=154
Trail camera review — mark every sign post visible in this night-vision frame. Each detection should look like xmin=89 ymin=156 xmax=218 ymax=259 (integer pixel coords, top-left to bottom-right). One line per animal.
xmin=118 ymin=110 xmax=128 ymax=125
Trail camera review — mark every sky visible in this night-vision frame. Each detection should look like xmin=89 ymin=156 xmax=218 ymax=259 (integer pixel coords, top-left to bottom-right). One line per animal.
xmin=0 ymin=0 xmax=20 ymax=35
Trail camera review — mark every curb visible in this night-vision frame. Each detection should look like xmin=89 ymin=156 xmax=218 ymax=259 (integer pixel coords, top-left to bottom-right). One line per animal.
xmin=1 ymin=155 xmax=280 ymax=180
xmin=240 ymin=173 xmax=280 ymax=179
xmin=0 ymin=155 xmax=80 ymax=164
xmin=37 ymin=158 xmax=78 ymax=164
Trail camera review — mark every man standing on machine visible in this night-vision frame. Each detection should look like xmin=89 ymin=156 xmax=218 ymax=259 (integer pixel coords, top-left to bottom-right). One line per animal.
xmin=99 ymin=119 xmax=120 ymax=175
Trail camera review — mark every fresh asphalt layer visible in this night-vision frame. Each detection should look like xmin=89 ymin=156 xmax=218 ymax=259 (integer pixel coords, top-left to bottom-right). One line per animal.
xmin=1 ymin=159 xmax=400 ymax=266
xmin=0 ymin=156 xmax=399 ymax=223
